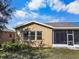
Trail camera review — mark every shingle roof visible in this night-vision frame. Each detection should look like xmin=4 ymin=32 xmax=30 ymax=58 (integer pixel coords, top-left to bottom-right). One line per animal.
xmin=46 ymin=22 xmax=79 ymax=27
xmin=15 ymin=21 xmax=53 ymax=29
xmin=2 ymin=28 xmax=15 ymax=32
xmin=15 ymin=21 xmax=79 ymax=29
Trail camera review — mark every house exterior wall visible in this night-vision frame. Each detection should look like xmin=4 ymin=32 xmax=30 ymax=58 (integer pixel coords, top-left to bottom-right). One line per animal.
xmin=16 ymin=23 xmax=53 ymax=47
xmin=0 ymin=32 xmax=15 ymax=43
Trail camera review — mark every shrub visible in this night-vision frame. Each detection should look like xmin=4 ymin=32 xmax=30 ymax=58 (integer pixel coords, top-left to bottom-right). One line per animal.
xmin=1 ymin=42 xmax=27 ymax=51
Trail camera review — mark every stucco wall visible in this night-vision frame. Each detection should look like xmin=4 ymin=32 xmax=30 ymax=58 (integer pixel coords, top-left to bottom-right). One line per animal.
xmin=0 ymin=32 xmax=15 ymax=43
xmin=16 ymin=23 xmax=53 ymax=47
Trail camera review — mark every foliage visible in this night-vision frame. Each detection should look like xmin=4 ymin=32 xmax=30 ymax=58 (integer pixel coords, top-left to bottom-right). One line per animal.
xmin=1 ymin=41 xmax=49 ymax=59
xmin=0 ymin=48 xmax=79 ymax=59
xmin=1 ymin=41 xmax=79 ymax=59
xmin=1 ymin=42 xmax=27 ymax=51
xmin=0 ymin=42 xmax=79 ymax=59
xmin=0 ymin=0 xmax=13 ymax=30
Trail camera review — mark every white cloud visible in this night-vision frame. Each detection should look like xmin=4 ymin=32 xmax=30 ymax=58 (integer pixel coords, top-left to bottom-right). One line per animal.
xmin=29 ymin=12 xmax=39 ymax=19
xmin=48 ymin=0 xmax=66 ymax=12
xmin=25 ymin=0 xmax=79 ymax=14
xmin=13 ymin=10 xmax=39 ymax=21
xmin=16 ymin=21 xmax=23 ymax=25
xmin=14 ymin=10 xmax=26 ymax=17
xmin=13 ymin=8 xmax=63 ymax=23
xmin=65 ymin=1 xmax=79 ymax=14
xmin=47 ymin=0 xmax=79 ymax=14
xmin=28 ymin=0 xmax=65 ymax=11
xmin=28 ymin=0 xmax=46 ymax=10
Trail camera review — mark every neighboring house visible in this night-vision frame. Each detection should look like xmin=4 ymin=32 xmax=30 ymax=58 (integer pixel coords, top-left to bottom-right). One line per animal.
xmin=15 ymin=21 xmax=79 ymax=48
xmin=0 ymin=28 xmax=15 ymax=43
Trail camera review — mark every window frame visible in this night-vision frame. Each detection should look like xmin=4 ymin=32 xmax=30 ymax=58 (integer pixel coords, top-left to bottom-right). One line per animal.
xmin=23 ymin=31 xmax=42 ymax=40
xmin=37 ymin=31 xmax=42 ymax=40
xmin=23 ymin=31 xmax=29 ymax=40
xmin=30 ymin=31 xmax=35 ymax=40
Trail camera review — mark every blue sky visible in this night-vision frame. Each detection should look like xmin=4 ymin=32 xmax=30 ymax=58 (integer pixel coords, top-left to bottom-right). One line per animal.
xmin=7 ymin=0 xmax=79 ymax=29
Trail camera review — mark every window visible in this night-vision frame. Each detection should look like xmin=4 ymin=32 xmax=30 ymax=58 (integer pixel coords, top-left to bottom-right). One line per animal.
xmin=23 ymin=31 xmax=29 ymax=40
xmin=37 ymin=31 xmax=42 ymax=40
xmin=23 ymin=31 xmax=42 ymax=40
xmin=9 ymin=34 xmax=12 ymax=38
xmin=30 ymin=31 xmax=35 ymax=40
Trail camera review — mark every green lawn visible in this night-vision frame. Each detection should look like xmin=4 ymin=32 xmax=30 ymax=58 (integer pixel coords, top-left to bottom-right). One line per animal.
xmin=0 ymin=48 xmax=79 ymax=59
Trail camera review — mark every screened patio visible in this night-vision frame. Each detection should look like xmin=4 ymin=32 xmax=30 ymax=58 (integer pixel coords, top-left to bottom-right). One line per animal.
xmin=53 ymin=30 xmax=79 ymax=47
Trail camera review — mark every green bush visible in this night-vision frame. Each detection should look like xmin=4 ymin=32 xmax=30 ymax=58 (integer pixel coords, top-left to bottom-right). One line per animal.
xmin=1 ymin=42 xmax=27 ymax=51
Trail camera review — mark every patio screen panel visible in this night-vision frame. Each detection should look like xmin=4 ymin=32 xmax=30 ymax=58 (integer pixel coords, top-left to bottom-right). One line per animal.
xmin=74 ymin=30 xmax=79 ymax=44
xmin=54 ymin=30 xmax=67 ymax=44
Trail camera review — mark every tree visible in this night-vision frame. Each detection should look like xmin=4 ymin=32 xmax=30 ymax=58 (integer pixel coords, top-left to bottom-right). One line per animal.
xmin=19 ymin=28 xmax=47 ymax=59
xmin=0 ymin=0 xmax=13 ymax=30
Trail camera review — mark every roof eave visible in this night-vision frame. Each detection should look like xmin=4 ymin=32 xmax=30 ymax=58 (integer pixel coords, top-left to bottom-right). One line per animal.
xmin=54 ymin=27 xmax=79 ymax=29
xmin=15 ymin=21 xmax=54 ymax=29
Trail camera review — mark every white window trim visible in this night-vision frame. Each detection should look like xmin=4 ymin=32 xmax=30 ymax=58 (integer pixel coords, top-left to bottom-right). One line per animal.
xmin=24 ymin=31 xmax=42 ymax=40
xmin=35 ymin=31 xmax=37 ymax=41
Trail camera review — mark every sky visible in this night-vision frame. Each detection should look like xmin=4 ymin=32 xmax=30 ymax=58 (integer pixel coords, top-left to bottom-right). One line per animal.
xmin=7 ymin=0 xmax=79 ymax=29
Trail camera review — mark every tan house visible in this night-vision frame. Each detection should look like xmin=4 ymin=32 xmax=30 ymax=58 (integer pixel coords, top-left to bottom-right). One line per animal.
xmin=15 ymin=21 xmax=79 ymax=48
xmin=0 ymin=28 xmax=15 ymax=43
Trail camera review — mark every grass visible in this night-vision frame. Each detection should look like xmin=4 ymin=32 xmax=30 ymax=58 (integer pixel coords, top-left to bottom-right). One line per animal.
xmin=47 ymin=48 xmax=79 ymax=59
xmin=0 ymin=48 xmax=79 ymax=59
